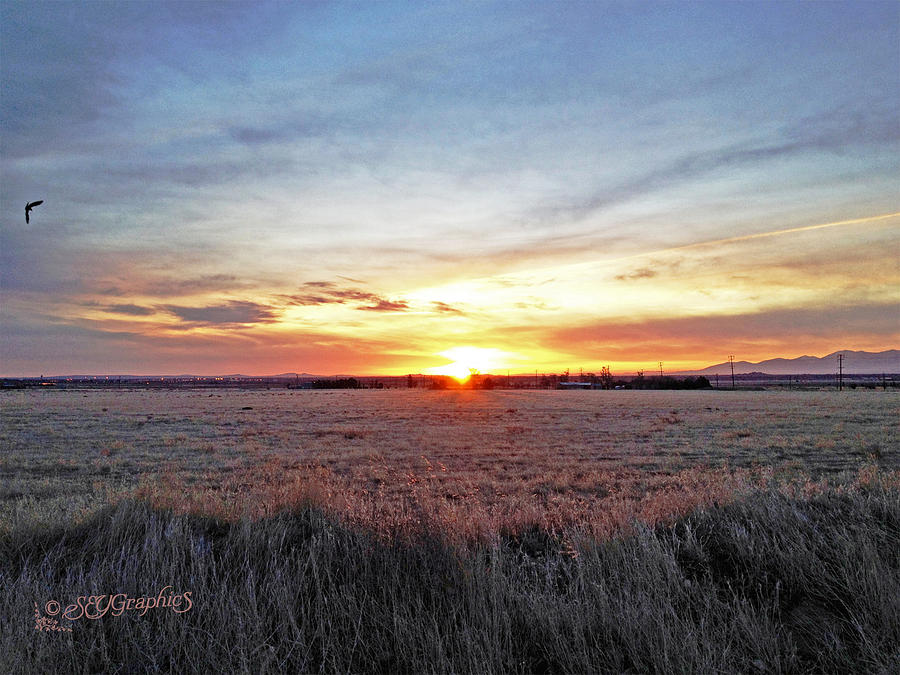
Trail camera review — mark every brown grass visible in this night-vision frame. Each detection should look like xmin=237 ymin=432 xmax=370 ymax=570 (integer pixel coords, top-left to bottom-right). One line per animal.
xmin=1 ymin=388 xmax=896 ymax=539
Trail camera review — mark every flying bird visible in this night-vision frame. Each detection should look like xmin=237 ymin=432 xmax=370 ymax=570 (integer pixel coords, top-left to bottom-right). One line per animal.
xmin=25 ymin=200 xmax=43 ymax=224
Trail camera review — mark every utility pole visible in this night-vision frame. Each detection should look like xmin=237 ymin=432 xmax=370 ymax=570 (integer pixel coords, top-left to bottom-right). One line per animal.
xmin=728 ymin=355 xmax=735 ymax=390
xmin=837 ymin=353 xmax=843 ymax=391
xmin=658 ymin=361 xmax=663 ymax=377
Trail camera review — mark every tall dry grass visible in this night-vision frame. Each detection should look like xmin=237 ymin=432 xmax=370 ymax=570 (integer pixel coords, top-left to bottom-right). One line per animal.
xmin=2 ymin=476 xmax=897 ymax=673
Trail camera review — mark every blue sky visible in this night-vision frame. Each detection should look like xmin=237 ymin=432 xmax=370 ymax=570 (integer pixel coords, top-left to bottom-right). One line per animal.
xmin=1 ymin=1 xmax=898 ymax=375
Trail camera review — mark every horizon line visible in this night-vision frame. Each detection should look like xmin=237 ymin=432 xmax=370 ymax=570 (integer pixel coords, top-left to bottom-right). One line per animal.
xmin=4 ymin=347 xmax=898 ymax=380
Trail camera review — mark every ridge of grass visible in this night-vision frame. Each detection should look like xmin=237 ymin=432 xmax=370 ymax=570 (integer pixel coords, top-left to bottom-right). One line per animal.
xmin=3 ymin=483 xmax=898 ymax=674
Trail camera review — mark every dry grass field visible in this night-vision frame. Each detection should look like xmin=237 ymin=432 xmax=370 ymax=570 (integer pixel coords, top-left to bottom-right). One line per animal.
xmin=1 ymin=388 xmax=896 ymax=537
xmin=2 ymin=388 xmax=898 ymax=673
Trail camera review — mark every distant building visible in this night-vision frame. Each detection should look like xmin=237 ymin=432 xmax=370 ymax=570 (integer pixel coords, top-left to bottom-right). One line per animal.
xmin=557 ymin=381 xmax=593 ymax=390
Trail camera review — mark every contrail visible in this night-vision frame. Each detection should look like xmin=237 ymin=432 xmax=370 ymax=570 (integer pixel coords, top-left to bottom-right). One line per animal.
xmin=473 ymin=211 xmax=900 ymax=284
xmin=664 ymin=211 xmax=900 ymax=254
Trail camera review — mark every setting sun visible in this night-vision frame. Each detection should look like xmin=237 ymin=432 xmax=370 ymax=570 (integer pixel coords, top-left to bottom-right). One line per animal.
xmin=427 ymin=346 xmax=508 ymax=381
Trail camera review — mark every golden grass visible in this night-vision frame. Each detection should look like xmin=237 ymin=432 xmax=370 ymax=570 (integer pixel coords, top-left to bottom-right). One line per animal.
xmin=1 ymin=388 xmax=897 ymax=539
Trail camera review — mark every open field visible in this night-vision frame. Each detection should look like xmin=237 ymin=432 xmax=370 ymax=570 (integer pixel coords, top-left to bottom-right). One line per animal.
xmin=2 ymin=389 xmax=898 ymax=672
xmin=1 ymin=388 xmax=896 ymax=535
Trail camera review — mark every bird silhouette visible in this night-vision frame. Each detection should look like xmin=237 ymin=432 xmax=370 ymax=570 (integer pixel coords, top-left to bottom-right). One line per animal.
xmin=25 ymin=200 xmax=43 ymax=224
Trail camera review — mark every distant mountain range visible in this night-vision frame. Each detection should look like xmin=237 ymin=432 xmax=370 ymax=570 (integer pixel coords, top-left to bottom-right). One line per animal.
xmin=674 ymin=350 xmax=900 ymax=376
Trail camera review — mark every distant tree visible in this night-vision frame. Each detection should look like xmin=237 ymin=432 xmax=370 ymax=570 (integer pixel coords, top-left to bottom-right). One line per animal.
xmin=311 ymin=378 xmax=360 ymax=389
xmin=429 ymin=376 xmax=448 ymax=390
xmin=407 ymin=374 xmax=416 ymax=388
xmin=599 ymin=366 xmax=613 ymax=390
xmin=641 ymin=375 xmax=711 ymax=390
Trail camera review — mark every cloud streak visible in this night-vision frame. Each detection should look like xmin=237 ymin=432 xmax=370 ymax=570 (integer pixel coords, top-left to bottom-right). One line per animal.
xmin=282 ymin=282 xmax=411 ymax=313
xmin=162 ymin=301 xmax=279 ymax=327
xmin=659 ymin=212 xmax=900 ymax=256
xmin=103 ymin=304 xmax=155 ymax=317
xmin=523 ymin=121 xmax=900 ymax=229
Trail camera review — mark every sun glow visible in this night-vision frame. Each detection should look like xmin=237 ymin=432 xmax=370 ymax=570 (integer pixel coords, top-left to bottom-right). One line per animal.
xmin=427 ymin=346 xmax=508 ymax=382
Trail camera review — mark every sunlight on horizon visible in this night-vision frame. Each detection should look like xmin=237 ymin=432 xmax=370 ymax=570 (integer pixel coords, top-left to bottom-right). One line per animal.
xmin=426 ymin=346 xmax=517 ymax=381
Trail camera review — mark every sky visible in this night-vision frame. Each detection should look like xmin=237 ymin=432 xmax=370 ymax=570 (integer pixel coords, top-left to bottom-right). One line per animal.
xmin=1 ymin=0 xmax=898 ymax=377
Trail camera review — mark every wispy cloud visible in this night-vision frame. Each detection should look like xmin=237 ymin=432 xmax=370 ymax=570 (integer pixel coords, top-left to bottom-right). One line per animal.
xmin=614 ymin=267 xmax=658 ymax=282
xmin=431 ymin=301 xmax=464 ymax=314
xmin=162 ymin=301 xmax=278 ymax=327
xmin=103 ymin=304 xmax=155 ymax=317
xmin=281 ymin=282 xmax=410 ymax=313
xmin=357 ymin=299 xmax=409 ymax=312
xmin=139 ymin=275 xmax=245 ymax=298
xmin=519 ymin=101 xmax=900 ymax=230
